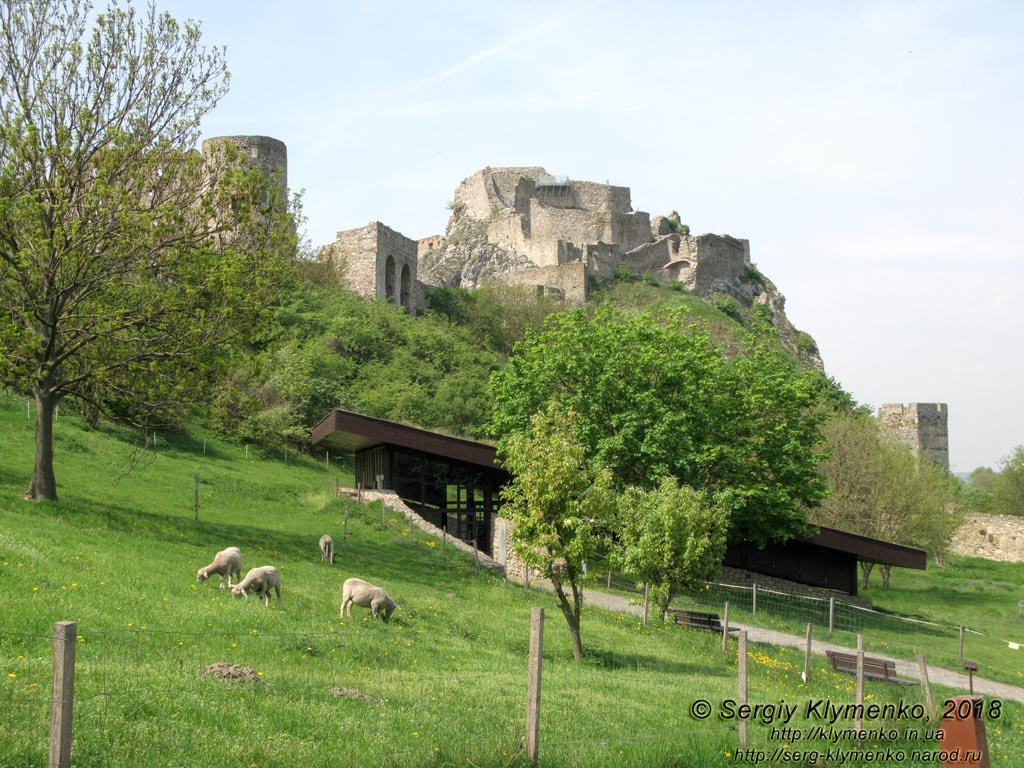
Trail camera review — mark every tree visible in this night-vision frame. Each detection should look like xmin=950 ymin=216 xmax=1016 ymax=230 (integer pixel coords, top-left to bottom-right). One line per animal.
xmin=498 ymin=404 xmax=616 ymax=661
xmin=614 ymin=477 xmax=730 ymax=618
xmin=488 ymin=305 xmax=830 ymax=546
xmin=0 ymin=0 xmax=297 ymax=499
xmin=990 ymin=446 xmax=1024 ymax=517
xmin=815 ymin=412 xmax=961 ymax=587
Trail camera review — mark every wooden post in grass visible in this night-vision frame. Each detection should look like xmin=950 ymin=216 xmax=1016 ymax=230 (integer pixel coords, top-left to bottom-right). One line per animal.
xmin=642 ymin=582 xmax=650 ymax=626
xmin=738 ymin=630 xmax=748 ymax=748
xmin=752 ymin=583 xmax=758 ymax=615
xmin=855 ymin=635 xmax=865 ymax=746
xmin=526 ymin=608 xmax=544 ymax=763
xmin=49 ymin=621 xmax=76 ymax=768
xmin=829 ymin=597 xmax=835 ymax=634
xmin=803 ymin=623 xmax=813 ymax=682
xmin=722 ymin=601 xmax=731 ymax=652
xmin=917 ymin=653 xmax=934 ymax=714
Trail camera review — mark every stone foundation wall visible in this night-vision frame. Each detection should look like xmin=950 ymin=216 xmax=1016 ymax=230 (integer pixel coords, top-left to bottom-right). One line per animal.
xmin=495 ymin=263 xmax=588 ymax=304
xmin=950 ymin=513 xmax=1024 ymax=562
xmin=719 ymin=566 xmax=873 ymax=607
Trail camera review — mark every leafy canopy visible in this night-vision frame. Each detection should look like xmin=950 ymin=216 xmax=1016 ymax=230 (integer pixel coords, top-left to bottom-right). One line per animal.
xmin=614 ymin=477 xmax=731 ymax=618
xmin=489 ymin=304 xmax=831 ymax=546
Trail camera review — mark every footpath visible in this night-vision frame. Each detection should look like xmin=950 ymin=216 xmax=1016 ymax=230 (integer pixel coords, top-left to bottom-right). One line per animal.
xmin=557 ymin=582 xmax=1024 ymax=705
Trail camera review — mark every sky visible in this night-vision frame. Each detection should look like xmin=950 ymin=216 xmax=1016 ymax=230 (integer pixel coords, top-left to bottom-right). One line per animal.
xmin=156 ymin=0 xmax=1023 ymax=474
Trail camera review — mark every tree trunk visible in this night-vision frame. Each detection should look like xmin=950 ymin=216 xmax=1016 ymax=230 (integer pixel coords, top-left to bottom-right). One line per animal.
xmin=879 ymin=564 xmax=891 ymax=589
xmin=550 ymin=572 xmax=584 ymax=661
xmin=859 ymin=561 xmax=874 ymax=590
xmin=26 ymin=389 xmax=59 ymax=501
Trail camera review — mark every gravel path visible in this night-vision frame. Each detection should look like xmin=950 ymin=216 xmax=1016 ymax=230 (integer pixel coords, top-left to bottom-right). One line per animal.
xmin=543 ymin=582 xmax=1024 ymax=704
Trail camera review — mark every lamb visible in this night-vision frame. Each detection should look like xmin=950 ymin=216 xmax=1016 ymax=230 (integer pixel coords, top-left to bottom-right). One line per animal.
xmin=231 ymin=566 xmax=282 ymax=607
xmin=341 ymin=577 xmax=398 ymax=622
xmin=319 ymin=534 xmax=335 ymax=564
xmin=196 ymin=547 xmax=243 ymax=589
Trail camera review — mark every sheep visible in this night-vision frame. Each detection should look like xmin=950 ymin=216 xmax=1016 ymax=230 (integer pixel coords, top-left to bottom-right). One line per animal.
xmin=341 ymin=577 xmax=398 ymax=622
xmin=196 ymin=547 xmax=243 ymax=589
xmin=231 ymin=566 xmax=282 ymax=607
xmin=319 ymin=534 xmax=335 ymax=564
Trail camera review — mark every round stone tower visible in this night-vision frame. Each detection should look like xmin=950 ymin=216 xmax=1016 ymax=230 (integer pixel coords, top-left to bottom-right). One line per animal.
xmin=201 ymin=135 xmax=288 ymax=196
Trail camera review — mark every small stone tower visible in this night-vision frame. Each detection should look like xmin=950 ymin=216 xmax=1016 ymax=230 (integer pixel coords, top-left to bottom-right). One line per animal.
xmin=877 ymin=403 xmax=949 ymax=470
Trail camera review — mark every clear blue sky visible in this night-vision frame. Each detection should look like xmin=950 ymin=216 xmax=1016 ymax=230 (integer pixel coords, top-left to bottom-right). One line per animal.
xmin=159 ymin=0 xmax=1023 ymax=474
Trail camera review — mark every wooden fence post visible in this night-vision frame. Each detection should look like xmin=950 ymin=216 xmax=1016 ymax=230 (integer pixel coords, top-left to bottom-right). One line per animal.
xmin=526 ymin=608 xmax=544 ymax=763
xmin=803 ymin=623 xmax=813 ymax=682
xmin=752 ymin=583 xmax=758 ymax=615
xmin=49 ymin=621 xmax=76 ymax=768
xmin=855 ymin=634 xmax=864 ymax=747
xmin=721 ymin=601 xmax=731 ymax=652
xmin=642 ymin=582 xmax=650 ymax=626
xmin=917 ymin=653 xmax=935 ymax=714
xmin=738 ymin=630 xmax=748 ymax=748
xmin=829 ymin=597 xmax=835 ymax=634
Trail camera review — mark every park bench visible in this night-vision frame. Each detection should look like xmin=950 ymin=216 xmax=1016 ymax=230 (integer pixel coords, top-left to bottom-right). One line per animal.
xmin=825 ymin=650 xmax=916 ymax=685
xmin=666 ymin=609 xmax=738 ymax=634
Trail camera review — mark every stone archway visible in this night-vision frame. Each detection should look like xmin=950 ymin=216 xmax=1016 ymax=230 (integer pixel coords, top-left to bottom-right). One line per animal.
xmin=400 ymin=263 xmax=413 ymax=312
xmin=384 ymin=255 xmax=396 ymax=303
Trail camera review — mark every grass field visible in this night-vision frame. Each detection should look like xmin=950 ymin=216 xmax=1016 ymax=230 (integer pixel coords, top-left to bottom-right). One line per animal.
xmin=1 ymin=394 xmax=1022 ymax=767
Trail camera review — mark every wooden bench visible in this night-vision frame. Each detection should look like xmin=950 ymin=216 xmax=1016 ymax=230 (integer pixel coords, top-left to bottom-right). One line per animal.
xmin=825 ymin=650 xmax=916 ymax=685
xmin=666 ymin=609 xmax=738 ymax=634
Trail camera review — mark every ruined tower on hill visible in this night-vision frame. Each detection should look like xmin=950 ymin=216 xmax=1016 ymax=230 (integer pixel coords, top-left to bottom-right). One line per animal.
xmin=877 ymin=403 xmax=950 ymax=470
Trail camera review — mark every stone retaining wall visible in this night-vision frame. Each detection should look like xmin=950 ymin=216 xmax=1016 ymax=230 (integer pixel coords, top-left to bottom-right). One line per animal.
xmin=950 ymin=513 xmax=1024 ymax=563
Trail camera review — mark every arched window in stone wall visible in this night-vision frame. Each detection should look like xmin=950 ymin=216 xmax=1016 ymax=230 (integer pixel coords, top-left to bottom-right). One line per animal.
xmin=400 ymin=263 xmax=412 ymax=313
xmin=384 ymin=255 xmax=396 ymax=303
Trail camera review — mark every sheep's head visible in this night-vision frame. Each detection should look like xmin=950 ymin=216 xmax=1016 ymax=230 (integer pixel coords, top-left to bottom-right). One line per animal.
xmin=382 ymin=598 xmax=397 ymax=622
xmin=231 ymin=585 xmax=246 ymax=598
xmin=196 ymin=568 xmax=209 ymax=583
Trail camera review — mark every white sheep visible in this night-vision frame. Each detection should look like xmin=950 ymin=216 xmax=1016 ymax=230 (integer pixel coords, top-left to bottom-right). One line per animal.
xmin=196 ymin=547 xmax=243 ymax=589
xmin=231 ymin=566 xmax=282 ymax=607
xmin=341 ymin=577 xmax=398 ymax=622
xmin=319 ymin=534 xmax=335 ymax=564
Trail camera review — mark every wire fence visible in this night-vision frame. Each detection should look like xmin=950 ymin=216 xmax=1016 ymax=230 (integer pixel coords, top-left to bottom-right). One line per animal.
xmin=594 ymin=564 xmax=1024 ymax=689
xmin=0 ymin=618 xmax=740 ymax=768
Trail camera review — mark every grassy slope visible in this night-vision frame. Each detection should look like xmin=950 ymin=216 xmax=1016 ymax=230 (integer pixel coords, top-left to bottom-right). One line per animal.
xmin=1 ymin=397 xmax=1022 ymax=767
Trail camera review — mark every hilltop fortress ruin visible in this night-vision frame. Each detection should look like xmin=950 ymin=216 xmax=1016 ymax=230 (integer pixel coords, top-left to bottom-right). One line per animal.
xmin=320 ymin=166 xmax=796 ymax=339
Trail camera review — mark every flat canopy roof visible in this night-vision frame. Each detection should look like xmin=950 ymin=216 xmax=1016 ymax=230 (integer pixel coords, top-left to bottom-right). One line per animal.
xmin=312 ymin=408 xmax=926 ymax=570
xmin=801 ymin=525 xmax=925 ymax=570
xmin=312 ymin=409 xmax=500 ymax=471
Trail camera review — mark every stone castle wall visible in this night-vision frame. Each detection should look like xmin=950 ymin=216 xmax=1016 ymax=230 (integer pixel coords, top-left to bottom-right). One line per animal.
xmin=878 ymin=403 xmax=950 ymax=469
xmin=325 ymin=221 xmax=419 ymax=313
xmin=950 ymin=513 xmax=1024 ymax=563
xmin=495 ymin=262 xmax=589 ymax=304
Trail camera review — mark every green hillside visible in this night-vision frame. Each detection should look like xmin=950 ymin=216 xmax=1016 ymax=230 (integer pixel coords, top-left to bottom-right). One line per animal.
xmin=1 ymin=397 xmax=1021 ymax=767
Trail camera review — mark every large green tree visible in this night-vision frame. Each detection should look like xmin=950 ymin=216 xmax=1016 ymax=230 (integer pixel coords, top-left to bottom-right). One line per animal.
xmin=0 ymin=0 xmax=296 ymax=500
xmin=488 ymin=305 xmax=831 ymax=546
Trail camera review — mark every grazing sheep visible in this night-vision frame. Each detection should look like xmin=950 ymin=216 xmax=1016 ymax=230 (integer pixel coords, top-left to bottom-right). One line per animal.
xmin=231 ymin=566 xmax=281 ymax=607
xmin=196 ymin=547 xmax=242 ymax=589
xmin=319 ymin=534 xmax=335 ymax=564
xmin=341 ymin=577 xmax=397 ymax=622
